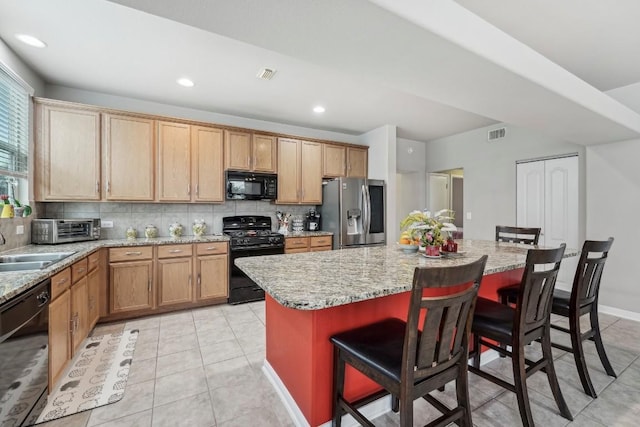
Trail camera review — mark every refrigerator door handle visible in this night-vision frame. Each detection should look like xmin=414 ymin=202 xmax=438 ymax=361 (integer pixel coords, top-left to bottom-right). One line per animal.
xmin=363 ymin=184 xmax=371 ymax=235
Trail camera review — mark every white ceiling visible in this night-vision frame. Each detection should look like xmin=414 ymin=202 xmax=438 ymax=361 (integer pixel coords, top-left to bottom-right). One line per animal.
xmin=1 ymin=0 xmax=640 ymax=144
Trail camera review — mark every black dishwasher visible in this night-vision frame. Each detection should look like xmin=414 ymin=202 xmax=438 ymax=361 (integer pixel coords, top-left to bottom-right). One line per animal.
xmin=0 ymin=279 xmax=51 ymax=426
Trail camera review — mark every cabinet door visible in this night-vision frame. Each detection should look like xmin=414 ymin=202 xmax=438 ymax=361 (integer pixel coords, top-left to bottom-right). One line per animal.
xmin=224 ymin=130 xmax=252 ymax=170
xmin=252 ymin=134 xmax=277 ymax=173
xmin=196 ymin=254 xmax=228 ymax=301
xmin=71 ymin=277 xmax=89 ymax=355
xmin=323 ymin=144 xmax=346 ymax=177
xmin=158 ymin=121 xmax=191 ymax=201
xmin=192 ymin=126 xmax=224 ymax=202
xmin=87 ymin=266 xmax=100 ymax=330
xmin=37 ymin=104 xmax=101 ymax=200
xmin=277 ymin=138 xmax=300 ymax=203
xmin=103 ymin=114 xmax=155 ymax=200
xmin=347 ymin=147 xmax=367 ymax=178
xmin=157 ymin=257 xmax=193 ymax=307
xmin=110 ymin=260 xmax=154 ymax=313
xmin=300 ymin=141 xmax=323 ymax=204
xmin=49 ymin=289 xmax=70 ymax=390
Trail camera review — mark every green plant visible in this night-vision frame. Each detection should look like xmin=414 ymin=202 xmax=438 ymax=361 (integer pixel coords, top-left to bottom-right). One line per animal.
xmin=399 ymin=209 xmax=457 ymax=247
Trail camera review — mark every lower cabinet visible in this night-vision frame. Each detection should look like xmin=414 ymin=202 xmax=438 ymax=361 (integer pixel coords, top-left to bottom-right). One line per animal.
xmin=285 ymin=235 xmax=333 ymax=254
xmin=70 ymin=276 xmax=89 ymax=354
xmin=109 ymin=247 xmax=154 ymax=314
xmin=48 ymin=287 xmax=70 ymax=391
xmin=87 ymin=250 xmax=102 ymax=330
xmin=157 ymin=244 xmax=193 ymax=307
xmin=108 ymin=242 xmax=228 ymax=318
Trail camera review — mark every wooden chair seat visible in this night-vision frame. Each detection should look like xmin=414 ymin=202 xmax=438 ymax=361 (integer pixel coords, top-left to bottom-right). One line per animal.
xmin=471 ymin=297 xmax=516 ymax=341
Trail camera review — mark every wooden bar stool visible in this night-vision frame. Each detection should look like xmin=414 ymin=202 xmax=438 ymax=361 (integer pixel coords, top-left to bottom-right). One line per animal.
xmin=330 ymin=256 xmax=488 ymax=427
xmin=470 ymin=244 xmax=573 ymax=427
xmin=495 ymin=225 xmax=541 ymax=245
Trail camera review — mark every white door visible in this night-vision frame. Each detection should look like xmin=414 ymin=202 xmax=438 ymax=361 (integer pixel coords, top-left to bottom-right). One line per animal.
xmin=428 ymin=173 xmax=450 ymax=213
xmin=517 ymin=156 xmax=579 ymax=289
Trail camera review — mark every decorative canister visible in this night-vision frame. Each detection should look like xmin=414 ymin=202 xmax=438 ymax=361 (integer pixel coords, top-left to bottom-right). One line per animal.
xmin=169 ymin=222 xmax=183 ymax=238
xmin=144 ymin=224 xmax=158 ymax=238
xmin=126 ymin=227 xmax=137 ymax=240
xmin=192 ymin=219 xmax=206 ymax=238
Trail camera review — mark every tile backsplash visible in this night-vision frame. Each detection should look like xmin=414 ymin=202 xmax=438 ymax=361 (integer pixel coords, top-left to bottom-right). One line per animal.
xmin=40 ymin=201 xmax=314 ymax=240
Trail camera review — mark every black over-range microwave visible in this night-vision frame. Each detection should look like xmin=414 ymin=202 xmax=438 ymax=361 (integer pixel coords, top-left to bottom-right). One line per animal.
xmin=226 ymin=171 xmax=278 ymax=200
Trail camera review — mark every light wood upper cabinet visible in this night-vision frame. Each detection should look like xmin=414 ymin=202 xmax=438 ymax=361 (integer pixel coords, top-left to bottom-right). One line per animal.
xmin=347 ymin=147 xmax=367 ymax=178
xmin=103 ymin=114 xmax=155 ymax=200
xmin=277 ymin=138 xmax=322 ymax=204
xmin=225 ymin=130 xmax=277 ymax=173
xmin=192 ymin=126 xmax=224 ymax=202
xmin=35 ymin=103 xmax=101 ymax=200
xmin=252 ymin=134 xmax=277 ymax=172
xmin=323 ymin=144 xmax=346 ymax=178
xmin=158 ymin=121 xmax=191 ymax=201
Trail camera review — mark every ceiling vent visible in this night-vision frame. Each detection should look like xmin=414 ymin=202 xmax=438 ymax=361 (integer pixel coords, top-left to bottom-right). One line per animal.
xmin=488 ymin=127 xmax=507 ymax=141
xmin=256 ymin=68 xmax=277 ymax=80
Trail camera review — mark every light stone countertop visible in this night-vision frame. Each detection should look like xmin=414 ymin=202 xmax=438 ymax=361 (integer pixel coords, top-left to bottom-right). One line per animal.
xmin=235 ymin=239 xmax=578 ymax=311
xmin=0 ymin=235 xmax=229 ymax=305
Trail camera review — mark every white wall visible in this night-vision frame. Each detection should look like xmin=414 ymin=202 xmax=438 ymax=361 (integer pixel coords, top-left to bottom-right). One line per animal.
xmin=396 ymin=138 xmax=427 ymax=227
xmin=424 ymin=124 xmax=585 ymax=241
xmin=45 ymin=85 xmax=360 ymax=145
xmin=0 ymin=39 xmax=45 ymax=95
xmin=359 ymin=125 xmax=397 ymax=243
xmin=586 ymin=139 xmax=640 ymax=315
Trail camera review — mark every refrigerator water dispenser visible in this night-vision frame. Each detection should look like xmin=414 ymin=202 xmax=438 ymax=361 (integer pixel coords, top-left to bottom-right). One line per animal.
xmin=346 ymin=208 xmax=361 ymax=235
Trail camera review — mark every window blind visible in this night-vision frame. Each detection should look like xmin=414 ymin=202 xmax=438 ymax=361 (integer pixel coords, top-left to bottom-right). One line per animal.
xmin=0 ymin=67 xmax=29 ymax=177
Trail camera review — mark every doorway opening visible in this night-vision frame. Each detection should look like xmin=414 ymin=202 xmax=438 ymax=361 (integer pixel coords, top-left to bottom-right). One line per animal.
xmin=428 ymin=168 xmax=463 ymax=237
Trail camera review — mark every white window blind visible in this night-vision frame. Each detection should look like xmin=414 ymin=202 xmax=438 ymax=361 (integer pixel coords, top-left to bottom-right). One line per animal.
xmin=0 ymin=67 xmax=29 ymax=177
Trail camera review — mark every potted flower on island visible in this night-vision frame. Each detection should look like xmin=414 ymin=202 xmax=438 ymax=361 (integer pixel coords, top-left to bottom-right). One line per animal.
xmin=0 ymin=195 xmax=13 ymax=218
xmin=399 ymin=209 xmax=457 ymax=256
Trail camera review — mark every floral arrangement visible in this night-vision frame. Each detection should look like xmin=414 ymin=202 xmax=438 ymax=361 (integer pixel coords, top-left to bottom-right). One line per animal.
xmin=0 ymin=194 xmax=9 ymax=204
xmin=399 ymin=209 xmax=457 ymax=247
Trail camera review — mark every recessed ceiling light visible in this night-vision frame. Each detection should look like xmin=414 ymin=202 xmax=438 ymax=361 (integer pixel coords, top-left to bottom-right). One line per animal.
xmin=177 ymin=77 xmax=194 ymax=87
xmin=313 ymin=106 xmax=326 ymax=113
xmin=15 ymin=34 xmax=47 ymax=48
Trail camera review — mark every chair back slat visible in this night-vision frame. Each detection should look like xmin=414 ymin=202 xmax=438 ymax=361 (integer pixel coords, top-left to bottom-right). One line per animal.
xmin=496 ymin=225 xmax=541 ymax=245
xmin=572 ymin=238 xmax=614 ymax=307
xmin=404 ymin=255 xmax=488 ymax=381
xmin=516 ymin=245 xmax=565 ymax=335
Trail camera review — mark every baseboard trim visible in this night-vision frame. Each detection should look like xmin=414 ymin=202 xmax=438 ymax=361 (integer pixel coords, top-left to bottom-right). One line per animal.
xmin=262 ymin=360 xmax=391 ymax=427
xmin=599 ymin=305 xmax=640 ymax=322
xmin=262 ymin=351 xmax=500 ymax=427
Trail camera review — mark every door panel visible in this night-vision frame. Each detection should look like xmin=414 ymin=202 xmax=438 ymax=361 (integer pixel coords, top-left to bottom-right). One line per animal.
xmin=428 ymin=173 xmax=450 ymax=212
xmin=517 ymin=161 xmax=545 ymax=242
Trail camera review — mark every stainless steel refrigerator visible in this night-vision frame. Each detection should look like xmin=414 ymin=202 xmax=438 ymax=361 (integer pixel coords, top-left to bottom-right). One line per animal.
xmin=319 ymin=178 xmax=386 ymax=249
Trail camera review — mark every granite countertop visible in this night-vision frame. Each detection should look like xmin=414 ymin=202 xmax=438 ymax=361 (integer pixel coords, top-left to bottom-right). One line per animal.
xmin=282 ymin=231 xmax=333 ymax=238
xmin=235 ymin=239 xmax=578 ymax=311
xmin=0 ymin=235 xmax=229 ymax=305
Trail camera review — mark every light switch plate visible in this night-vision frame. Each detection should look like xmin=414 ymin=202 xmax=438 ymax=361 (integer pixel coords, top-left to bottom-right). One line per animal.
xmin=102 ymin=220 xmax=114 ymax=228
xmin=466 ymin=212 xmax=472 ymax=220
xmin=16 ymin=225 xmax=24 ymax=235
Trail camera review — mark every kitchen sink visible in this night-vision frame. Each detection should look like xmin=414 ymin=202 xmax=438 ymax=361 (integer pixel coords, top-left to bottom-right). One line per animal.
xmin=0 ymin=261 xmax=53 ymax=272
xmin=0 ymin=252 xmax=76 ymax=272
xmin=0 ymin=252 xmax=75 ymax=264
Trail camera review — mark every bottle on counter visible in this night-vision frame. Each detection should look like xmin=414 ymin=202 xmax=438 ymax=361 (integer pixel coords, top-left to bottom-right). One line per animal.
xmin=192 ymin=219 xmax=206 ymax=238
xmin=126 ymin=227 xmax=137 ymax=240
xmin=145 ymin=224 xmax=158 ymax=238
xmin=169 ymin=222 xmax=183 ymax=238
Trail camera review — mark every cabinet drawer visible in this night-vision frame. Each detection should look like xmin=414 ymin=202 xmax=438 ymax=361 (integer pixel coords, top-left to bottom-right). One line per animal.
xmin=196 ymin=242 xmax=228 ymax=255
xmin=285 ymin=237 xmax=308 ymax=249
xmin=158 ymin=244 xmax=193 ymax=259
xmin=109 ymin=246 xmax=153 ymax=262
xmin=51 ymin=268 xmax=71 ymax=300
xmin=87 ymin=251 xmax=100 ymax=272
xmin=285 ymin=247 xmax=309 ymax=254
xmin=310 ymin=236 xmax=332 ymax=248
xmin=71 ymin=258 xmax=88 ymax=283
xmin=310 ymin=246 xmax=332 ymax=252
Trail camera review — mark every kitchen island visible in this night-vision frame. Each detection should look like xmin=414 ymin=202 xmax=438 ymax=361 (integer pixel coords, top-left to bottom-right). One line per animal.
xmin=235 ymin=240 xmax=578 ymax=427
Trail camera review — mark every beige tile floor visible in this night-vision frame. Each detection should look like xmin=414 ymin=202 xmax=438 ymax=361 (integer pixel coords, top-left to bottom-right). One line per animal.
xmin=37 ymin=303 xmax=640 ymax=427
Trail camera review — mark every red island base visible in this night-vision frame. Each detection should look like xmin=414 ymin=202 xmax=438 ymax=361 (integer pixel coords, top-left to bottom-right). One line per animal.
xmin=264 ymin=268 xmax=524 ymax=426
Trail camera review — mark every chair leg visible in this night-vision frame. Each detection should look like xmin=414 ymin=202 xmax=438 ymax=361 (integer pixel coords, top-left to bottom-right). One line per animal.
xmin=472 ymin=333 xmax=481 ymax=368
xmin=391 ymin=395 xmax=399 ymax=413
xmin=332 ymin=347 xmax=345 ymax=427
xmin=590 ymin=306 xmax=617 ymax=378
xmin=456 ymin=362 xmax=473 ymax=427
xmin=569 ymin=310 xmax=597 ymax=398
xmin=399 ymin=388 xmax=413 ymax=427
xmin=499 ymin=293 xmax=508 ymax=357
xmin=511 ymin=341 xmax=535 ymax=427
xmin=541 ymin=330 xmax=573 ymax=421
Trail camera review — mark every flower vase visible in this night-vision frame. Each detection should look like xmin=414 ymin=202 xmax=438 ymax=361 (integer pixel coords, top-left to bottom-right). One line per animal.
xmin=425 ymin=245 xmax=440 ymax=257
xmin=1 ymin=204 xmax=14 ymax=218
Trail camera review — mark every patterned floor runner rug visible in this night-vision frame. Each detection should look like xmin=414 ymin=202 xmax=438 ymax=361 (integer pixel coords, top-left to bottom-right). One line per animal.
xmin=27 ymin=329 xmax=139 ymax=425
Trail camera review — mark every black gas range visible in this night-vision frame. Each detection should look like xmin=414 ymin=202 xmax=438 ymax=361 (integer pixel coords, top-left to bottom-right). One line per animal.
xmin=223 ymin=216 xmax=284 ymax=304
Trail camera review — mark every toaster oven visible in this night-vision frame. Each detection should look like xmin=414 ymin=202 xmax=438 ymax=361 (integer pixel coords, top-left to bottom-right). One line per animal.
xmin=31 ymin=218 xmax=101 ymax=244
